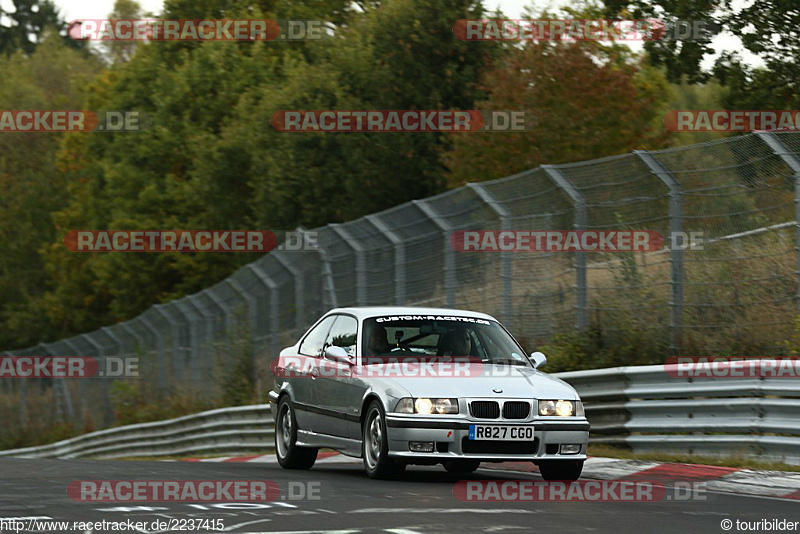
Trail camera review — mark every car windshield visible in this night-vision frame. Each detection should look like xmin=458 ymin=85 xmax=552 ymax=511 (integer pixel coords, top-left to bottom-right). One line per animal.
xmin=361 ymin=315 xmax=531 ymax=367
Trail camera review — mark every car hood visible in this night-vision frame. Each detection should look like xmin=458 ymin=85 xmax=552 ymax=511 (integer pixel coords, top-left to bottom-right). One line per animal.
xmin=374 ymin=365 xmax=580 ymax=400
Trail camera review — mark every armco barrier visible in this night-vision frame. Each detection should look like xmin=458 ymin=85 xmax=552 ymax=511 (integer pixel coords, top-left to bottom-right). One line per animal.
xmin=1 ymin=364 xmax=798 ymax=464
xmin=559 ymin=363 xmax=800 ymax=465
xmin=0 ymin=404 xmax=273 ymax=460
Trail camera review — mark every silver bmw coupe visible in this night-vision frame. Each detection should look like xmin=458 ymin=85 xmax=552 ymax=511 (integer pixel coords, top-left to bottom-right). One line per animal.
xmin=269 ymin=307 xmax=589 ymax=479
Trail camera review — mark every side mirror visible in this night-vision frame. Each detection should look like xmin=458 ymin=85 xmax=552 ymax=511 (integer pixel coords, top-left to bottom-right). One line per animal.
xmin=529 ymin=351 xmax=547 ymax=369
xmin=325 ymin=345 xmax=354 ymax=365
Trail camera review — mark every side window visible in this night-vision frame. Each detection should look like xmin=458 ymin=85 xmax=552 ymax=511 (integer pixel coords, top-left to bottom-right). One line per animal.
xmin=299 ymin=315 xmax=337 ymax=357
xmin=325 ymin=315 xmax=358 ymax=357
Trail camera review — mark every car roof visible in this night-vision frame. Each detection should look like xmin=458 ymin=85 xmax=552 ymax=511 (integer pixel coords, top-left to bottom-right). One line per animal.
xmin=326 ymin=306 xmax=498 ymax=322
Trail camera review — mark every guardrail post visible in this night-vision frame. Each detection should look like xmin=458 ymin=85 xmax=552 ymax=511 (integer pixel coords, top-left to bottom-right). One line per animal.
xmin=328 ymin=224 xmax=366 ymax=306
xmin=413 ymin=199 xmax=455 ymax=307
xmin=635 ymin=150 xmax=684 ymax=353
xmin=756 ymin=132 xmax=800 ymax=313
xmin=542 ymin=165 xmax=587 ymax=330
xmin=246 ymin=264 xmax=281 ymax=359
xmin=365 ymin=214 xmax=405 ymax=305
xmin=468 ymin=182 xmax=513 ymax=323
xmin=272 ymin=252 xmax=306 ymax=336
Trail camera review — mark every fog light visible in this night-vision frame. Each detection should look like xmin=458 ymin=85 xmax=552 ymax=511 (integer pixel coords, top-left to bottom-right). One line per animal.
xmin=409 ymin=441 xmax=434 ymax=453
xmin=560 ymin=444 xmax=581 ymax=455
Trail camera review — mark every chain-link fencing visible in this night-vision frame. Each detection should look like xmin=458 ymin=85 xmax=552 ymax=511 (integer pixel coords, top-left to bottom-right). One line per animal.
xmin=2 ymin=131 xmax=799 ymax=442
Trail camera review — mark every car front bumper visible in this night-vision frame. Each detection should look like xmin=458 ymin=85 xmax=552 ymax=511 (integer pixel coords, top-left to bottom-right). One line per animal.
xmin=384 ymin=415 xmax=589 ymax=462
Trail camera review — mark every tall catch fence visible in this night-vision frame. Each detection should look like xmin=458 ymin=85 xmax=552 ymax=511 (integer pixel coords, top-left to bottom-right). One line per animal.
xmin=2 ymin=131 xmax=799 ymax=443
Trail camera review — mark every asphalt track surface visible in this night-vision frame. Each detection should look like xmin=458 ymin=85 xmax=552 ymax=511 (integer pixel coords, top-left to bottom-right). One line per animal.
xmin=0 ymin=458 xmax=797 ymax=533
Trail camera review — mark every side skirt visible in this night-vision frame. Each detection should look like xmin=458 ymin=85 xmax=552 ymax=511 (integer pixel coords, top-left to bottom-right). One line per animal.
xmin=297 ymin=429 xmax=362 ymax=458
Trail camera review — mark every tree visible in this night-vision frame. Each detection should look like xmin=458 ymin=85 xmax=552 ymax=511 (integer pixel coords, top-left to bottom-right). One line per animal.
xmin=443 ymin=40 xmax=672 ymax=185
xmin=0 ymin=36 xmax=102 ymax=349
xmin=0 ymin=0 xmax=81 ymax=55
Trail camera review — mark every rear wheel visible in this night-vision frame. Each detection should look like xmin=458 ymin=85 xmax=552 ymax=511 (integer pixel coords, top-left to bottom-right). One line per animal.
xmin=537 ymin=460 xmax=583 ymax=481
xmin=275 ymin=397 xmax=318 ymax=469
xmin=443 ymin=460 xmax=481 ymax=474
xmin=362 ymin=400 xmax=406 ymax=479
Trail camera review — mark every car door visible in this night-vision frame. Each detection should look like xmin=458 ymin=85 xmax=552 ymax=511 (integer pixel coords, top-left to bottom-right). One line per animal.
xmin=292 ymin=314 xmax=336 ymax=431
xmin=315 ymin=314 xmax=364 ymax=438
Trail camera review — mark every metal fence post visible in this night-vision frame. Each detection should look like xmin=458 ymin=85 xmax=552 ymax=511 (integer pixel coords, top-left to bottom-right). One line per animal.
xmin=273 ymin=253 xmax=306 ymax=336
xmin=152 ymin=303 xmax=182 ymax=382
xmin=136 ymin=316 xmax=166 ymax=394
xmin=757 ymin=132 xmax=800 ymax=312
xmin=365 ymin=214 xmax=405 ymax=305
xmin=81 ymin=334 xmax=113 ymax=427
xmin=468 ymin=182 xmax=512 ymax=323
xmin=203 ymin=290 xmax=231 ymax=336
xmin=183 ymin=297 xmax=216 ymax=388
xmin=316 ymin=242 xmax=338 ymax=310
xmin=542 ymin=165 xmax=587 ymax=330
xmin=41 ymin=342 xmax=75 ymax=424
xmin=226 ymin=279 xmax=259 ymax=389
xmin=329 ymin=224 xmax=367 ymax=306
xmin=635 ymin=150 xmax=684 ymax=353
xmin=245 ymin=263 xmax=281 ymax=358
xmin=413 ymin=199 xmax=455 ymax=307
xmin=62 ymin=339 xmax=86 ymax=427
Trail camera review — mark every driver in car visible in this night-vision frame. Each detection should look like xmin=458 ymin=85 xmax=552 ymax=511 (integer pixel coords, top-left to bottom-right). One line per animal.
xmin=441 ymin=329 xmax=471 ymax=358
xmin=367 ymin=324 xmax=393 ymax=356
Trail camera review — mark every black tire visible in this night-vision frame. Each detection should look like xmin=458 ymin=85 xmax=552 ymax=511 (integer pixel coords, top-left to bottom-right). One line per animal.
xmin=537 ymin=460 xmax=584 ymax=481
xmin=275 ymin=397 xmax=318 ymax=470
xmin=443 ymin=460 xmax=481 ymax=474
xmin=362 ymin=400 xmax=406 ymax=479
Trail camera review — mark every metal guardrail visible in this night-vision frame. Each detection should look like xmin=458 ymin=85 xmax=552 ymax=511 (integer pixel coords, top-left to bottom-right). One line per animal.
xmin=1 ymin=363 xmax=798 ymax=464
xmin=559 ymin=363 xmax=800 ymax=465
xmin=0 ymin=405 xmax=273 ymax=460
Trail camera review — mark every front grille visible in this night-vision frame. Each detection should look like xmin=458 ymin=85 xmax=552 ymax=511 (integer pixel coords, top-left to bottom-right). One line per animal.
xmin=470 ymin=401 xmax=500 ymax=419
xmin=462 ymin=437 xmax=538 ymax=454
xmin=503 ymin=401 xmax=530 ymax=419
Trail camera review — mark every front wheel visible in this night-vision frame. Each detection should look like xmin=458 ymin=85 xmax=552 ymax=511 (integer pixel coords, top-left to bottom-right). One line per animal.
xmin=537 ymin=460 xmax=583 ymax=481
xmin=362 ymin=400 xmax=405 ymax=479
xmin=275 ymin=397 xmax=318 ymax=469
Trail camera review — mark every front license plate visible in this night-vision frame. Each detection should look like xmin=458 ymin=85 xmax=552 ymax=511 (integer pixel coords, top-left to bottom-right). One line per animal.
xmin=468 ymin=425 xmax=534 ymax=441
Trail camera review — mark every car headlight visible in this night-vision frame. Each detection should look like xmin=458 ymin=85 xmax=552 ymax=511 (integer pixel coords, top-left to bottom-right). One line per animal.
xmin=538 ymin=399 xmax=579 ymax=417
xmin=395 ymin=397 xmax=458 ymax=414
